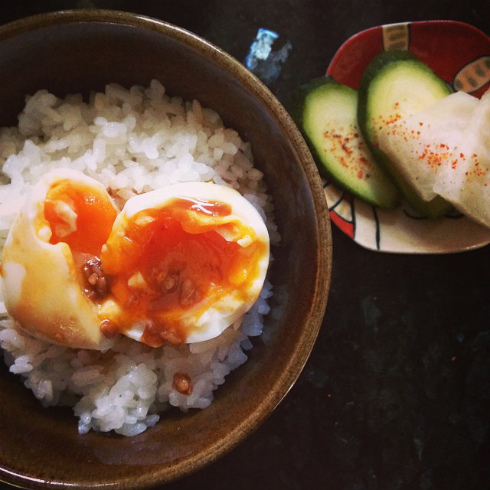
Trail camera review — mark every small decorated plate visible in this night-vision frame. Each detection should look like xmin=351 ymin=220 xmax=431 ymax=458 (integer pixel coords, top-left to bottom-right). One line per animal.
xmin=325 ymin=20 xmax=490 ymax=253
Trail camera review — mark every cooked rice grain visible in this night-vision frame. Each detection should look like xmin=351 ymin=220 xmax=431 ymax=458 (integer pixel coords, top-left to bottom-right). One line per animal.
xmin=0 ymin=80 xmax=277 ymax=436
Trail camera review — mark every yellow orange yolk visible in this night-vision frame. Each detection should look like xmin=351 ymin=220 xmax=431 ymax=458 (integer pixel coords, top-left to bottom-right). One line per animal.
xmin=43 ymin=179 xmax=118 ymax=257
xmin=100 ymin=197 xmax=266 ymax=347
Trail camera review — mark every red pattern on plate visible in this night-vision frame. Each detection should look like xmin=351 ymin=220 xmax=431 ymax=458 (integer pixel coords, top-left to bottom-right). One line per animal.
xmin=330 ymin=207 xmax=354 ymax=238
xmin=327 ymin=21 xmax=490 ymax=96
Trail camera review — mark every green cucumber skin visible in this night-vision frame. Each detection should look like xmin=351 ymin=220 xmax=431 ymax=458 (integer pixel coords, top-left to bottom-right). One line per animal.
xmin=291 ymin=76 xmax=400 ymax=209
xmin=357 ymin=50 xmax=453 ymax=218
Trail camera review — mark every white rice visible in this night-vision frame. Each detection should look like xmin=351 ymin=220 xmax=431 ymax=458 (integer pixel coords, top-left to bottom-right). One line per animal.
xmin=0 ymin=80 xmax=278 ymax=436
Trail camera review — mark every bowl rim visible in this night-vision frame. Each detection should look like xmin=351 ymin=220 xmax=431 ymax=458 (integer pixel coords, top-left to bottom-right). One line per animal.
xmin=0 ymin=9 xmax=332 ymax=489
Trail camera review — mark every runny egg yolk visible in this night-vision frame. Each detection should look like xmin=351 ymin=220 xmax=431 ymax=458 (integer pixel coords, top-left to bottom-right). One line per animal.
xmin=100 ymin=197 xmax=267 ymax=347
xmin=43 ymin=178 xmax=118 ymax=257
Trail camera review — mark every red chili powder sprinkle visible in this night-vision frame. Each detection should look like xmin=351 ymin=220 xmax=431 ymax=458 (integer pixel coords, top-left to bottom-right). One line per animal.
xmin=322 ymin=128 xmax=372 ymax=176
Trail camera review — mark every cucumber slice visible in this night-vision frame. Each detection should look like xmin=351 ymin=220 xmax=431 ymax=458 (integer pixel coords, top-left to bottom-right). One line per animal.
xmin=291 ymin=77 xmax=400 ymax=208
xmin=358 ymin=50 xmax=453 ymax=218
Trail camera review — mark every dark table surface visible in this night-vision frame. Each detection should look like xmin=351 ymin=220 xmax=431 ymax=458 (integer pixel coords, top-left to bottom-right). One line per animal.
xmin=1 ymin=1 xmax=490 ymax=489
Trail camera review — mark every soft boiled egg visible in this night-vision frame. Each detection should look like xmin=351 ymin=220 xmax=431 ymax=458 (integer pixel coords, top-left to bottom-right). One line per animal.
xmin=1 ymin=174 xmax=270 ymax=350
xmin=98 ymin=182 xmax=270 ymax=346
xmin=1 ymin=168 xmax=119 ymax=350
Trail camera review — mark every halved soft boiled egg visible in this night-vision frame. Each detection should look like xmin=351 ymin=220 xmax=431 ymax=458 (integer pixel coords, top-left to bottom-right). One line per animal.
xmin=1 ymin=172 xmax=270 ymax=350
xmin=98 ymin=181 xmax=270 ymax=346
xmin=1 ymin=168 xmax=119 ymax=350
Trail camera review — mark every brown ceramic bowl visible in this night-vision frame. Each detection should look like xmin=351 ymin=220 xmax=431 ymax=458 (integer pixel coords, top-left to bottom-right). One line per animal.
xmin=0 ymin=9 xmax=332 ymax=489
